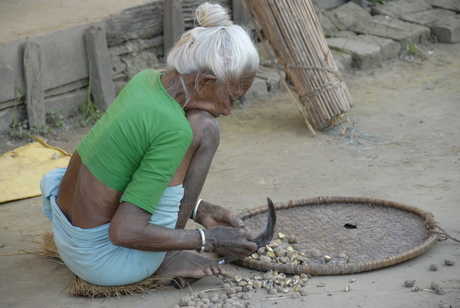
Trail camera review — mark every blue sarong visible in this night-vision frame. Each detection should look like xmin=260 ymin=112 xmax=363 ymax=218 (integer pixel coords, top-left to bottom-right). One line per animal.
xmin=41 ymin=168 xmax=183 ymax=286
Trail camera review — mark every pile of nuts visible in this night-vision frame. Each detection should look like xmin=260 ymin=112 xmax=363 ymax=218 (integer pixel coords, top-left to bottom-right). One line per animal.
xmin=248 ymin=232 xmax=347 ymax=265
xmin=173 ymin=292 xmax=260 ymax=308
xmin=172 ymin=291 xmax=256 ymax=308
xmin=173 ymin=270 xmax=310 ymax=307
xmin=223 ymin=271 xmax=309 ymax=297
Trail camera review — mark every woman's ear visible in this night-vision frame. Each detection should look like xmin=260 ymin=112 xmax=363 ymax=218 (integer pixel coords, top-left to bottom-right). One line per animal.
xmin=196 ymin=74 xmax=217 ymax=95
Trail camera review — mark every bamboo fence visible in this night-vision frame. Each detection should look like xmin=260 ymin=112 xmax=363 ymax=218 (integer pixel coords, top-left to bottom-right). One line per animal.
xmin=243 ymin=0 xmax=354 ymax=130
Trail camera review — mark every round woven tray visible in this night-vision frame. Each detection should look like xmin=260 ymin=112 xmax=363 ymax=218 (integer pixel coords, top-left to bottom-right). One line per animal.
xmin=236 ymin=197 xmax=438 ymax=275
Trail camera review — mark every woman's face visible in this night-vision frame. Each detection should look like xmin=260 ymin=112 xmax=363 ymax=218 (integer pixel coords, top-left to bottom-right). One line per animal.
xmin=188 ymin=75 xmax=255 ymax=118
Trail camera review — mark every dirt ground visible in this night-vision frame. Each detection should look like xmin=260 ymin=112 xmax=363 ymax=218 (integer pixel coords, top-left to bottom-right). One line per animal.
xmin=1 ymin=15 xmax=460 ymax=308
xmin=1 ymin=42 xmax=459 ymax=308
xmin=0 ymin=0 xmax=153 ymax=43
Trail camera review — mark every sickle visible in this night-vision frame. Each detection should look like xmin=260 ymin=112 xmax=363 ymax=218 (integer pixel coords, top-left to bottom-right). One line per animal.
xmin=217 ymin=197 xmax=277 ymax=265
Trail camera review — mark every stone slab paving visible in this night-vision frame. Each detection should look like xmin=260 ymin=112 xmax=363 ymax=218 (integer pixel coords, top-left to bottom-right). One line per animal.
xmin=401 ymin=8 xmax=457 ymax=25
xmin=326 ymin=37 xmax=382 ymax=69
xmin=331 ymin=30 xmax=401 ymax=61
xmin=324 ymin=1 xmax=371 ymax=31
xmin=323 ymin=0 xmax=459 ymax=70
xmin=370 ymin=0 xmax=433 ymax=18
xmin=331 ymin=49 xmax=353 ymax=71
xmin=355 ymin=34 xmax=401 ymax=60
xmin=426 ymin=0 xmax=460 ymax=11
xmin=430 ymin=14 xmax=460 ymax=42
xmin=350 ymin=14 xmax=431 ymax=45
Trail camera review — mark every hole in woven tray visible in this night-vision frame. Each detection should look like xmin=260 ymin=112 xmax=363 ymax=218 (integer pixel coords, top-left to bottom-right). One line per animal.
xmin=344 ymin=223 xmax=357 ymax=229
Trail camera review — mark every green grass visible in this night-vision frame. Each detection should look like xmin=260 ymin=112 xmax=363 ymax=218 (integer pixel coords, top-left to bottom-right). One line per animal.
xmin=76 ymin=53 xmax=104 ymax=126
xmin=9 ymin=88 xmax=66 ymax=140
xmin=368 ymin=0 xmax=386 ymax=5
xmin=46 ymin=109 xmax=67 ymax=130
xmin=400 ymin=40 xmax=426 ymax=61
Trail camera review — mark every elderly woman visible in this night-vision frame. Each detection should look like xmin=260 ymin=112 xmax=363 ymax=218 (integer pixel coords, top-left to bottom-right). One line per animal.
xmin=40 ymin=2 xmax=259 ymax=287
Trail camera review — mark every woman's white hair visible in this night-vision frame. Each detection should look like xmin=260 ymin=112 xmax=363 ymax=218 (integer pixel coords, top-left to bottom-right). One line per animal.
xmin=166 ymin=2 xmax=259 ymax=83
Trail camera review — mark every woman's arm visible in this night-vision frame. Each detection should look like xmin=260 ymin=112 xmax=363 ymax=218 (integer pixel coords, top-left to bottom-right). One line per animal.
xmin=173 ymin=109 xmax=221 ymax=229
xmin=108 ymin=201 xmax=257 ymax=258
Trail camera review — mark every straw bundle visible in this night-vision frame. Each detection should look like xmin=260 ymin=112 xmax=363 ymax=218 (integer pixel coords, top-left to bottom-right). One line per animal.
xmin=39 ymin=232 xmax=164 ymax=298
xmin=244 ymin=0 xmax=354 ymax=130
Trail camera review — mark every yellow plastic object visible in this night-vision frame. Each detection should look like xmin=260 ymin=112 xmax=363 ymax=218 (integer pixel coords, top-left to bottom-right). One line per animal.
xmin=0 ymin=136 xmax=71 ymax=204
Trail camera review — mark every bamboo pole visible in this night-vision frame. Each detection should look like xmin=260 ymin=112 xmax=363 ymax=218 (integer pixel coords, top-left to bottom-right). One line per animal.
xmin=241 ymin=0 xmax=316 ymax=136
xmin=244 ymin=0 xmax=354 ymax=130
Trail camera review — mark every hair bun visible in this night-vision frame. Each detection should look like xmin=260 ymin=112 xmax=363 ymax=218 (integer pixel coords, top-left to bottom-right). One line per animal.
xmin=195 ymin=2 xmax=233 ymax=27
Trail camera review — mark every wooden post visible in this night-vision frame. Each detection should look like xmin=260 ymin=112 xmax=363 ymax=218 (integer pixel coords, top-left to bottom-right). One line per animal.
xmin=84 ymin=26 xmax=115 ymax=111
xmin=23 ymin=41 xmax=45 ymax=128
xmin=163 ymin=0 xmax=185 ymax=55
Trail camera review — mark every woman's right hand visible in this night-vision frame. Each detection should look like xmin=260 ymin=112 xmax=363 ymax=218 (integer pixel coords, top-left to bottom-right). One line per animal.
xmin=203 ymin=226 xmax=257 ymax=259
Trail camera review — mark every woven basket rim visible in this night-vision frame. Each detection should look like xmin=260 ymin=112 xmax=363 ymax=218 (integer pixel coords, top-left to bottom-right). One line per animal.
xmin=236 ymin=196 xmax=439 ymax=275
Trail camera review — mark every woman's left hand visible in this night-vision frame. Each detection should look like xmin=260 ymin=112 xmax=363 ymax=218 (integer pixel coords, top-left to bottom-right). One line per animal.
xmin=197 ymin=202 xmax=248 ymax=230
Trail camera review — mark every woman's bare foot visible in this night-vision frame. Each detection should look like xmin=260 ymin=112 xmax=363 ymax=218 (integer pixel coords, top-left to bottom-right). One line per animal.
xmin=154 ymin=251 xmax=233 ymax=288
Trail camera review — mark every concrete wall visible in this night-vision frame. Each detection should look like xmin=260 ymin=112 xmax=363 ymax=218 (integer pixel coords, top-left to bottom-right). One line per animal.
xmin=0 ymin=0 xmax=231 ymax=131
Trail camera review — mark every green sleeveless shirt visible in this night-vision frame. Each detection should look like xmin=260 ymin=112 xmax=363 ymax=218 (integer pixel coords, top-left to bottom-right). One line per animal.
xmin=76 ymin=70 xmax=193 ymax=214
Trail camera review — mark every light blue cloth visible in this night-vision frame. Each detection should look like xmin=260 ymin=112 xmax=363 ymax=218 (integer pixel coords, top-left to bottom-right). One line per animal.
xmin=40 ymin=168 xmax=184 ymax=286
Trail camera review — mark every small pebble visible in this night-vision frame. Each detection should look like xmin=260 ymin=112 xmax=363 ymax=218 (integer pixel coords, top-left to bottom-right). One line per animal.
xmin=432 ymin=281 xmax=445 ymax=295
xmin=238 ymin=280 xmax=248 ymax=286
xmin=259 ymin=255 xmax=271 ymax=263
xmin=268 ymin=288 xmax=277 ymax=295
xmin=317 ymin=283 xmax=326 ymax=287
xmin=179 ymin=296 xmax=194 ymax=307
xmin=444 ymin=259 xmax=455 ymax=266
xmin=226 ymin=287 xmax=237 ymax=296
xmin=287 ymin=235 xmax=296 ymax=243
xmin=404 ymin=280 xmax=415 ymax=287
xmin=411 ymin=286 xmax=419 ymax=292
xmin=324 ymin=255 xmax=332 ymax=262
xmin=252 ymin=281 xmax=262 ymax=289
xmin=344 ymin=285 xmax=350 ymax=292
xmin=242 ymin=285 xmax=252 ymax=292
xmin=434 ymin=287 xmax=445 ymax=295
xmin=241 ymin=293 xmax=252 ymax=300
xmin=310 ymin=249 xmax=322 ymax=257
xmin=197 ymin=292 xmax=208 ymax=299
xmin=430 ymin=263 xmax=439 ymax=271
xmin=210 ymin=296 xmax=220 ymax=303
xmin=299 ymin=289 xmax=308 ymax=296
xmin=219 ymin=293 xmax=229 ymax=300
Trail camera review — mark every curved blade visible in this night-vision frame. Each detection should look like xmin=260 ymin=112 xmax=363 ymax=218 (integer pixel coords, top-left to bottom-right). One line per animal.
xmin=218 ymin=197 xmax=277 ymax=265
xmin=252 ymin=197 xmax=277 ymax=248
